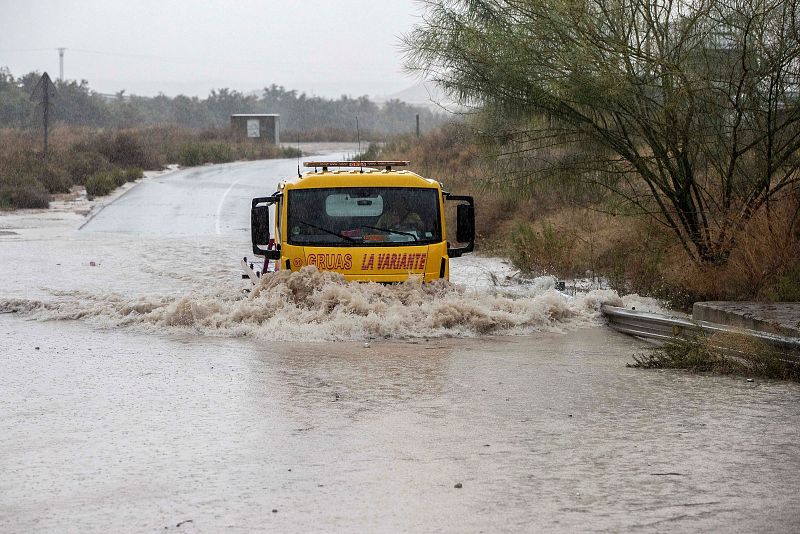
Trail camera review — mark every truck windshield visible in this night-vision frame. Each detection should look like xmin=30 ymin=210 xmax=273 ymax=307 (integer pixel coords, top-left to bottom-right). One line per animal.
xmin=287 ymin=187 xmax=441 ymax=246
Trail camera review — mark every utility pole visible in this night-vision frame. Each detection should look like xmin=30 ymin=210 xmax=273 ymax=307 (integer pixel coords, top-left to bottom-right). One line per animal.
xmin=57 ymin=48 xmax=65 ymax=81
xmin=416 ymin=114 xmax=420 ymax=138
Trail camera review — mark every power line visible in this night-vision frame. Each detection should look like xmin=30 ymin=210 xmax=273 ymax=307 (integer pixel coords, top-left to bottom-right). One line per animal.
xmin=0 ymin=48 xmax=53 ymax=52
xmin=0 ymin=46 xmax=207 ymax=63
xmin=69 ymin=47 xmax=211 ymax=63
xmin=1 ymin=46 xmax=300 ymax=68
xmin=68 ymin=47 xmax=302 ymax=69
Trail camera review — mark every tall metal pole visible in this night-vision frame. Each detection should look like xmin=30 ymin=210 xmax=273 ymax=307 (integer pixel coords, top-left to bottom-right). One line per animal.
xmin=43 ymin=85 xmax=49 ymax=159
xmin=57 ymin=48 xmax=65 ymax=81
xmin=416 ymin=114 xmax=420 ymax=138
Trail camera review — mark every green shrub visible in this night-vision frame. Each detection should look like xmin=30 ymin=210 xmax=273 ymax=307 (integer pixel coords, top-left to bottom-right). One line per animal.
xmin=0 ymin=172 xmax=50 ymax=209
xmin=65 ymin=150 xmax=111 ymax=184
xmin=350 ymin=143 xmax=381 ymax=161
xmin=629 ymin=333 xmax=800 ymax=381
xmin=84 ymin=171 xmax=118 ymax=198
xmin=177 ymin=143 xmax=203 ymax=167
xmin=204 ymin=143 xmax=234 ymax=163
xmin=177 ymin=142 xmax=235 ymax=166
xmin=0 ymin=184 xmax=50 ymax=209
xmin=83 ymin=168 xmax=140 ymax=198
xmin=36 ymin=165 xmax=72 ymax=194
xmin=509 ymin=221 xmax=575 ymax=277
xmin=123 ymin=167 xmax=143 ymax=182
xmin=630 ymin=337 xmax=717 ymax=372
xmin=764 ymin=267 xmax=800 ymax=302
xmin=111 ymin=169 xmax=128 ymax=187
xmin=0 ymin=151 xmax=72 ymax=194
xmin=279 ymin=146 xmax=302 ymax=158
xmin=97 ymin=131 xmax=159 ymax=169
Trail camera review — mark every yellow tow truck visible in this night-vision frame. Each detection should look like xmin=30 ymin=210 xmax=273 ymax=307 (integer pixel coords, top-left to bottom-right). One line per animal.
xmin=243 ymin=161 xmax=474 ymax=283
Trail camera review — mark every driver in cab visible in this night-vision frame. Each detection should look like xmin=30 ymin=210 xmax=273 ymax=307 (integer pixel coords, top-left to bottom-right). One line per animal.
xmin=376 ymin=197 xmax=423 ymax=231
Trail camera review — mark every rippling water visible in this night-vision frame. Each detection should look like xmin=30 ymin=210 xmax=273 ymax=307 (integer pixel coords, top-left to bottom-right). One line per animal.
xmin=2 ymin=319 xmax=799 ymax=532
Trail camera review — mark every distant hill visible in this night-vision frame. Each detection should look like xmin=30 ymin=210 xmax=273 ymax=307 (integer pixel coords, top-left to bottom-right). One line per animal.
xmin=374 ymin=81 xmax=455 ymax=111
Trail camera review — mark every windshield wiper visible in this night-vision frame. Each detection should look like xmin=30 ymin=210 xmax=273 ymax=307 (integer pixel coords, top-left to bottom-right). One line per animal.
xmin=361 ymin=224 xmax=418 ymax=243
xmin=296 ymin=219 xmax=357 ymax=243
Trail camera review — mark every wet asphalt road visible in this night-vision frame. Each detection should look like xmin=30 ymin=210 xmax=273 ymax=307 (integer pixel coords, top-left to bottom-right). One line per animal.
xmin=80 ymin=153 xmax=326 ymax=237
xmin=1 ymin=153 xmax=800 ymax=532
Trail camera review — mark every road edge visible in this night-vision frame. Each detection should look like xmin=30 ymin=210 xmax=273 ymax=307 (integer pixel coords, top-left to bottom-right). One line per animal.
xmin=78 ymin=165 xmax=181 ymax=231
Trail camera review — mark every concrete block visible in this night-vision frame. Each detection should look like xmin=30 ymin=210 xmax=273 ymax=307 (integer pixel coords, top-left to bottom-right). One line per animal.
xmin=693 ymin=301 xmax=800 ymax=338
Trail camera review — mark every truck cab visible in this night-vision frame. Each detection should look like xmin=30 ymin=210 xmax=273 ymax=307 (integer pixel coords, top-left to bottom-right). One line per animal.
xmin=249 ymin=161 xmax=474 ymax=282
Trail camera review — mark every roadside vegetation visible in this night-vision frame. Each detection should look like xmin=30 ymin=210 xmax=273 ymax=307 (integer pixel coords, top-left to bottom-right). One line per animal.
xmin=629 ymin=334 xmax=800 ymax=382
xmin=0 ymin=126 xmax=300 ymax=209
xmin=390 ymin=0 xmax=800 ymax=308
xmin=374 ymin=123 xmax=799 ymax=306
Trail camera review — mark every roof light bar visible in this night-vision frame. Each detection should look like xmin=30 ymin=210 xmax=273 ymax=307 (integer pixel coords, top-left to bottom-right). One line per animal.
xmin=303 ymin=161 xmax=410 ymax=169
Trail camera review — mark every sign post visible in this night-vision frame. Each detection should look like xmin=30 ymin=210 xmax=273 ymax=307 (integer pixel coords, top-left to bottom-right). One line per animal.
xmin=30 ymin=72 xmax=58 ymax=159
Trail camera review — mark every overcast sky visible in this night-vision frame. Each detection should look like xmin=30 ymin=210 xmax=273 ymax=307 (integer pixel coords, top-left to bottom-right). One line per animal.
xmin=0 ymin=0 xmax=426 ymax=99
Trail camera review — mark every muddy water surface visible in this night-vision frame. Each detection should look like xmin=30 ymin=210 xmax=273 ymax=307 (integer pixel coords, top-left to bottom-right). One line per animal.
xmin=2 ymin=318 xmax=799 ymax=532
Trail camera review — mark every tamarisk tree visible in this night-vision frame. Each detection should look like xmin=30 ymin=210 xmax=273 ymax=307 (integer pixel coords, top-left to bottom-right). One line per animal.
xmin=405 ymin=0 xmax=800 ymax=264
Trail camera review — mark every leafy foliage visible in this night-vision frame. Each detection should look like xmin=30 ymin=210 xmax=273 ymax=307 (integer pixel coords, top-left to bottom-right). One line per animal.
xmin=405 ymin=0 xmax=800 ymax=265
xmin=375 ymin=122 xmax=798 ymax=304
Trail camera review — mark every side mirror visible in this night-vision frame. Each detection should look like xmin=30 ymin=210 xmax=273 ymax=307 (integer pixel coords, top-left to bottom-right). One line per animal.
xmin=251 ymin=196 xmax=279 ymax=257
xmin=445 ymin=194 xmax=475 ymax=257
xmin=456 ymin=204 xmax=475 ymax=244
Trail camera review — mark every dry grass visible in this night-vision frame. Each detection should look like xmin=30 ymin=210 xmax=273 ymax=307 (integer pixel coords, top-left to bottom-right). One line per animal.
xmin=375 ymin=124 xmax=800 ymax=306
xmin=658 ymin=197 xmax=800 ymax=303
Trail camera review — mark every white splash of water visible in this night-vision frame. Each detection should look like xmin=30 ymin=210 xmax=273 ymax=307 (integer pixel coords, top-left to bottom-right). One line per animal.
xmin=1 ymin=264 xmax=626 ymax=341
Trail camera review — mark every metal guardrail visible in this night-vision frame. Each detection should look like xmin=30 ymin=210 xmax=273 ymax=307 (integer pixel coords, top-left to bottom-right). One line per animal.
xmin=601 ymin=305 xmax=800 ymax=353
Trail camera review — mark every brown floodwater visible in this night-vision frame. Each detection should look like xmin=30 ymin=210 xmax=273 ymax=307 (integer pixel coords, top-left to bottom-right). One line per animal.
xmin=2 ymin=316 xmax=798 ymax=533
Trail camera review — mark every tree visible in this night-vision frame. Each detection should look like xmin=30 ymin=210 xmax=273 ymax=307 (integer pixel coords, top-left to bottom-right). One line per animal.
xmin=405 ymin=0 xmax=800 ymax=264
xmin=53 ymin=79 xmax=111 ymax=127
xmin=207 ymin=88 xmax=259 ymax=127
xmin=0 ymin=66 xmax=448 ymax=140
xmin=0 ymin=68 xmax=34 ymax=126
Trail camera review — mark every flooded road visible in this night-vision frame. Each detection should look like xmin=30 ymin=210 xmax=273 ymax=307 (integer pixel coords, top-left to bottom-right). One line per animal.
xmin=2 ymin=149 xmax=799 ymax=532
xmin=3 ymin=319 xmax=799 ymax=532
